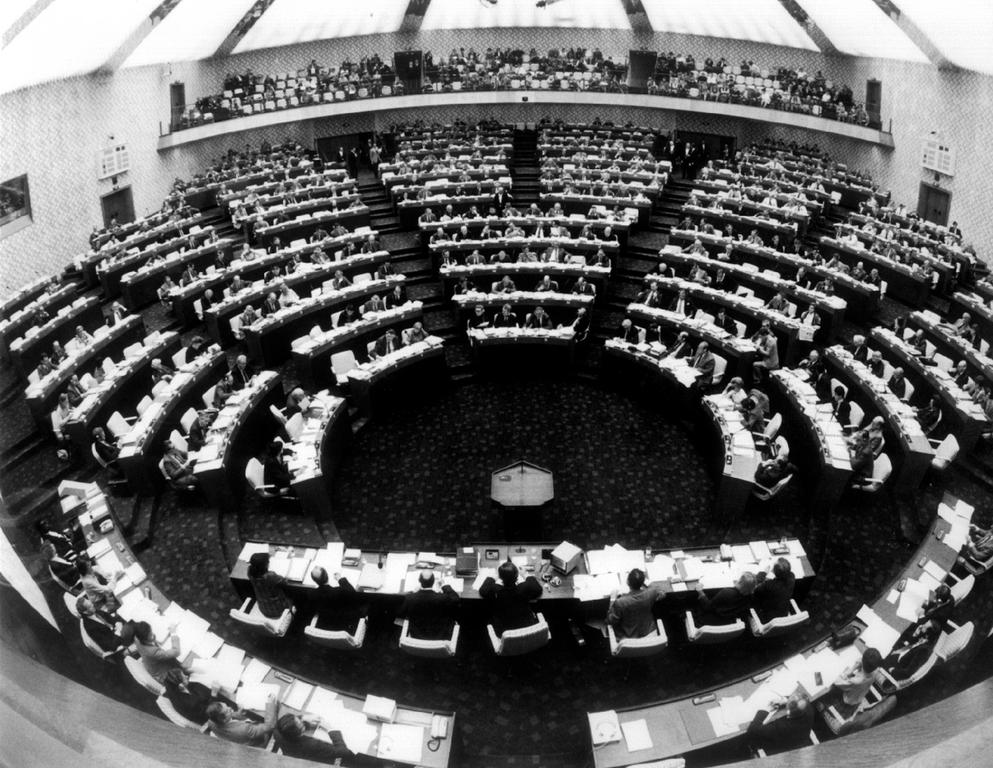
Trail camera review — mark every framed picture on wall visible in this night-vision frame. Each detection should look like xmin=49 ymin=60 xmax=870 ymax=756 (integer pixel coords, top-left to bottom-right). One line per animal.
xmin=0 ymin=174 xmax=32 ymax=237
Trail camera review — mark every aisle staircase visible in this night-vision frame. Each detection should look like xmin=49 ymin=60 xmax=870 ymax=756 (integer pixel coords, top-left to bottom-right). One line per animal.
xmin=510 ymin=129 xmax=540 ymax=209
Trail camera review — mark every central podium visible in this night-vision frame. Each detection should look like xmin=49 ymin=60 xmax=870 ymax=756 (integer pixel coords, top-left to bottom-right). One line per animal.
xmin=490 ymin=460 xmax=554 ymax=539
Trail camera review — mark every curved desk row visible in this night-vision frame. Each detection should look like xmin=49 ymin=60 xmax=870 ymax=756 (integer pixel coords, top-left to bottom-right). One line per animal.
xmin=216 ymin=167 xmax=349 ymax=209
xmin=253 ymin=203 xmax=369 ymax=246
xmin=681 ymin=203 xmax=798 ymax=246
xmin=440 ymin=260 xmax=612 ymax=298
xmin=818 ymin=236 xmax=930 ymax=308
xmin=345 ymin=337 xmax=447 ymax=417
xmin=9 ymin=296 xmax=104 ymax=380
xmin=947 ymin=291 xmax=993 ymax=352
xmin=907 ymin=310 xmax=993 ymax=388
xmin=182 ymin=157 xmax=336 ymax=210
xmin=540 ymin=193 xmax=652 ymax=225
xmin=25 ymin=315 xmax=146 ymax=424
xmin=120 ymin=238 xmax=233 ymax=311
xmin=587 ymin=496 xmax=971 ymax=768
xmin=0 ymin=273 xmax=56 ymax=321
xmin=834 ymin=223 xmax=956 ymax=295
xmin=0 ymin=282 xmax=76 ymax=361
xmin=59 ymin=481 xmax=455 ymax=767
xmin=418 ymin=213 xmax=632 ymax=244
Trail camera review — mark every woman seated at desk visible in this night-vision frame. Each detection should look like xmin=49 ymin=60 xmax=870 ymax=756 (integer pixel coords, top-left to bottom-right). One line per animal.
xmin=248 ymin=551 xmax=293 ymax=621
xmin=122 ymin=620 xmax=190 ymax=684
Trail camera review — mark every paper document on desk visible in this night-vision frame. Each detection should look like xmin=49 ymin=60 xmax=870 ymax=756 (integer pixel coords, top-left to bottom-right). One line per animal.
xmin=286 ymin=556 xmax=311 ymax=582
xmin=621 ymin=719 xmax=653 ymax=752
xmin=238 ymin=542 xmax=269 ymax=561
xmin=236 ymin=682 xmax=280 ymax=712
xmin=859 ymin=614 xmax=901 ymax=656
xmin=240 ymin=657 xmax=271 ymax=685
xmin=304 ymin=686 xmax=341 ymax=719
xmin=377 ymin=723 xmax=424 ymax=764
xmin=282 ymin=680 xmax=315 ymax=710
xmin=922 ymin=559 xmax=946 ymax=581
xmin=190 ymin=631 xmax=224 ymax=660
xmin=331 ymin=709 xmax=378 ymax=754
xmin=588 ymin=710 xmax=621 ymax=745
xmin=472 ymin=568 xmax=498 ymax=591
xmin=215 ymin=644 xmax=245 ymax=668
xmin=646 ymin=555 xmax=676 ymax=583
xmin=896 ymin=578 xmax=931 ymax=622
xmin=124 ymin=562 xmax=146 ymax=586
xmin=706 ymin=705 xmax=741 ymax=737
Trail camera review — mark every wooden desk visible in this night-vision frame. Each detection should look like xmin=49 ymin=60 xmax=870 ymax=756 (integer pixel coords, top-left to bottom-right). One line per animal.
xmin=540 ymin=193 xmax=652 ymax=225
xmin=345 ymin=338 xmax=447 ymax=417
xmin=119 ymin=239 xmax=233 ymax=311
xmin=62 ymin=482 xmax=455 ymax=768
xmin=823 ymin=345 xmax=934 ymax=489
xmin=588 ymin=500 xmax=966 ymax=768
xmin=468 ymin=326 xmax=577 ymax=368
xmin=116 ymin=350 xmax=227 ymax=494
xmin=0 ymin=283 xmax=76 ymax=361
xmin=907 ymin=310 xmax=993 ymax=388
xmin=947 ymin=292 xmax=993 ymax=352
xmin=440 ymin=260 xmax=612 ymax=299
xmin=0 ymin=274 xmax=54 ymax=321
xmin=9 ymin=297 xmax=105 ymax=380
xmin=254 ymin=205 xmax=369 ymax=244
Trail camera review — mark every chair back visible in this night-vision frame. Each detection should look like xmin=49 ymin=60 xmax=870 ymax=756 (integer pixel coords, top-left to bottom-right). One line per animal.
xmin=330 ymin=350 xmax=358 ymax=381
xmin=609 ymin=620 xmax=668 ymax=658
xmin=136 ymin=396 xmax=153 ymax=416
xmin=488 ymin=613 xmax=550 ymax=656
xmin=399 ymin=619 xmax=460 ymax=658
xmin=304 ymin=615 xmax=366 ymax=649
xmin=932 ymin=434 xmax=960 ymax=470
xmin=91 ymin=442 xmax=109 ymax=469
xmin=748 ymin=601 xmax=810 ymax=637
xmin=763 ymin=412 xmax=782 ymax=440
xmin=284 ymin=413 xmax=304 ymax=440
xmin=773 ymin=435 xmax=790 ymax=458
xmin=155 ymin=696 xmax=204 ymax=730
xmin=171 ymin=349 xmax=188 ymax=369
xmin=79 ymin=618 xmax=114 ymax=660
xmin=684 ymin=611 xmax=746 ymax=643
xmin=152 ymin=380 xmax=170 ymax=396
xmin=202 ymin=386 xmax=217 ymax=410
xmin=124 ymin=655 xmax=166 ymax=695
xmin=935 ymin=621 xmax=974 ymax=662
xmin=180 ymin=407 xmax=198 ymax=434
xmin=107 ymin=411 xmax=132 ymax=439
xmin=244 ymin=458 xmax=266 ymax=492
xmin=950 ymin=574 xmax=975 ymax=606
xmin=848 ymin=401 xmax=865 ymax=430
xmin=711 ymin=354 xmax=728 ymax=385
xmin=169 ymin=429 xmax=188 ymax=455
xmin=269 ymin=403 xmax=287 ymax=425
xmin=754 ymin=473 xmax=793 ymax=501
xmin=63 ymin=591 xmax=81 ymax=617
xmin=229 ymin=597 xmax=293 ymax=637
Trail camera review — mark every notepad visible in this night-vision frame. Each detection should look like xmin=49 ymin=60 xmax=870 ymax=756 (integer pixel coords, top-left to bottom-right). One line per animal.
xmin=305 ymin=686 xmax=341 ymax=719
xmin=240 ymin=657 xmax=271 ymax=685
xmin=282 ymin=680 xmax=315 ymax=710
xmin=236 ymin=682 xmax=280 ymax=711
xmin=377 ymin=723 xmax=424 ymax=764
xmin=621 ymin=719 xmax=653 ymax=752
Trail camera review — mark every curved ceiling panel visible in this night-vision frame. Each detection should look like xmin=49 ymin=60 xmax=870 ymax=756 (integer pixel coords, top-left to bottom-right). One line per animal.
xmin=421 ymin=0 xmax=631 ymax=31
xmin=796 ymin=0 xmax=929 ymax=61
xmin=894 ymin=0 xmax=993 ymax=75
xmin=641 ymin=0 xmax=818 ymax=50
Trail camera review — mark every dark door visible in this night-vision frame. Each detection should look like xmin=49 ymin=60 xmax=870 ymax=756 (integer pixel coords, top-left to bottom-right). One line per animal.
xmin=866 ymin=79 xmax=882 ymax=129
xmin=101 ymin=187 xmax=135 ymax=227
xmin=170 ymin=81 xmax=186 ymax=131
xmin=917 ymin=183 xmax=950 ymax=226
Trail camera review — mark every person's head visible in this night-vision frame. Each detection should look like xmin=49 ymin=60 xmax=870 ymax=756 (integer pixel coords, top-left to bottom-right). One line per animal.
xmin=727 ymin=376 xmax=743 ymax=391
xmin=696 ymin=341 xmax=708 ymax=355
xmin=76 ymin=558 xmax=93 ymax=576
xmin=310 ymin=566 xmax=329 ymax=586
xmin=501 ymin=304 xmax=512 ymax=316
xmin=853 ymin=334 xmax=865 ymax=346
xmin=58 ymin=392 xmax=69 ymax=409
xmin=498 ymin=560 xmax=519 ymax=586
xmin=955 ymin=360 xmax=968 ymax=375
xmin=934 ymin=584 xmax=951 ymax=602
xmin=76 ymin=594 xmax=96 ymax=617
xmin=206 ymin=702 xmax=233 ymax=725
xmin=871 ymin=350 xmax=882 ymax=363
xmin=266 ymin=440 xmax=283 ymax=458
xmin=861 ymin=647 xmax=883 ymax=673
xmin=771 ymin=557 xmax=791 ymax=579
xmin=277 ymin=713 xmax=306 ymax=741
xmin=833 ymin=385 xmax=846 ymax=401
xmin=419 ymin=570 xmax=436 ymax=589
xmin=869 ymin=415 xmax=885 ymax=432
xmin=735 ymin=572 xmax=757 ymax=595
xmin=892 ymin=366 xmax=904 ymax=381
xmin=132 ymin=620 xmax=155 ymax=645
xmin=786 ymin=691 xmax=811 ymax=719
xmin=627 ymin=568 xmax=646 ymax=591
xmin=474 ymin=304 xmax=485 ymax=316
xmin=236 ymin=354 xmax=247 ymax=368
xmin=248 ymin=551 xmax=270 ymax=578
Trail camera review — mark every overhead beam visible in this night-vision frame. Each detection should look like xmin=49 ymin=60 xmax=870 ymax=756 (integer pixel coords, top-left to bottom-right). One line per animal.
xmin=398 ymin=0 xmax=431 ymax=34
xmin=212 ymin=0 xmax=277 ymax=58
xmin=871 ymin=0 xmax=957 ymax=70
xmin=620 ymin=0 xmax=654 ymax=34
xmin=1 ymin=0 xmax=56 ymax=48
xmin=96 ymin=0 xmax=183 ymax=73
xmin=774 ymin=0 xmax=841 ymax=56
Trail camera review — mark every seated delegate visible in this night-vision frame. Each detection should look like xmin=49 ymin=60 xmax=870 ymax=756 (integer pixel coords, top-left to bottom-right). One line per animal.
xmin=398 ymin=569 xmax=460 ymax=640
xmin=606 ymin=567 xmax=664 ymax=640
xmin=478 ymin=560 xmax=543 ymax=635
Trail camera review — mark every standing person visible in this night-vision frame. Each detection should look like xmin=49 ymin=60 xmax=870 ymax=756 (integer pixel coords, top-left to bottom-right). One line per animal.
xmin=368 ymin=140 xmax=382 ymax=175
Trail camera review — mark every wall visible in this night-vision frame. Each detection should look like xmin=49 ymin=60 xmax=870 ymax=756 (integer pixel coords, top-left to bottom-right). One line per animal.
xmin=1 ymin=25 xmax=991 ymax=295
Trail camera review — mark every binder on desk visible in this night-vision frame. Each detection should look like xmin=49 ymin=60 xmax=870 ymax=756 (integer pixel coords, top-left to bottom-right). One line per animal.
xmin=455 ymin=547 xmax=479 ymax=576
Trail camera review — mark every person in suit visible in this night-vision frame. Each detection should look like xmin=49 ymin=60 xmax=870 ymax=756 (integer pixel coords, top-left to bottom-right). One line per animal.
xmin=91 ymin=426 xmax=121 ymax=475
xmin=162 ymin=438 xmax=197 ymax=489
xmin=665 ymin=331 xmax=693 ymax=360
xmin=746 ymin=692 xmax=814 ymax=755
xmin=309 ymin=566 xmax=366 ymax=632
xmin=261 ymin=440 xmax=292 ymax=491
xmin=186 ymin=411 xmax=212 ymax=452
xmin=572 ymin=276 xmax=595 ymax=296
xmin=799 ymin=306 xmax=821 ymax=328
xmin=467 ymin=304 xmax=490 ymax=331
xmin=616 ymin=318 xmax=640 ymax=344
xmin=850 ymin=334 xmax=870 ymax=363
xmin=122 ymin=620 xmax=188 ymax=683
xmin=230 ymin=354 xmax=254 ymax=390
xmin=751 ymin=327 xmax=780 ymax=382
xmin=831 ymin=385 xmax=852 ymax=428
xmin=478 ymin=560 xmax=542 ymax=636
xmin=384 ymin=283 xmax=407 ymax=309
xmin=668 ymin=289 xmax=693 ymax=317
xmin=371 ymin=328 xmax=401 ymax=358
xmin=888 ymin=367 xmax=910 ymax=399
xmin=569 ymin=307 xmax=591 ymax=341
xmin=752 ymin=558 xmax=796 ymax=622
xmin=206 ymin=697 xmax=279 ymax=748
xmin=965 ymin=524 xmax=993 ymax=562
xmin=492 ymin=185 xmax=512 ymax=212
xmin=262 ymin=291 xmax=281 ymax=316
xmin=493 ymin=304 xmax=518 ymax=328
xmin=693 ymin=572 xmax=756 ymax=626
xmin=712 ymin=268 xmax=735 ymax=293
xmin=524 ymin=306 xmax=553 ymax=330
xmin=363 ymin=293 xmax=386 ymax=313
xmin=882 ymin=620 xmax=941 ymax=685
xmin=76 ymin=594 xmax=126 ymax=656
xmin=275 ymin=713 xmax=354 ymax=764
xmin=713 ymin=307 xmax=738 ymax=336
xmin=690 ymin=341 xmax=716 ymax=386
xmin=336 ymin=304 xmax=360 ymax=327
xmin=765 ymin=291 xmax=789 ymax=313
xmin=606 ymin=568 xmax=664 ymax=640
xmin=637 ymin=281 xmax=663 ymax=308
xmin=535 ymin=275 xmax=559 ymax=293
xmin=917 ymin=584 xmax=954 ymax=627
xmin=832 ymin=648 xmax=884 ymax=710
xmin=398 ymin=570 xmax=460 ymax=641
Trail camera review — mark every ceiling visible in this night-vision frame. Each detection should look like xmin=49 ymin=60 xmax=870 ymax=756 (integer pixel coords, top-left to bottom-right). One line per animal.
xmin=0 ymin=0 xmax=991 ymax=94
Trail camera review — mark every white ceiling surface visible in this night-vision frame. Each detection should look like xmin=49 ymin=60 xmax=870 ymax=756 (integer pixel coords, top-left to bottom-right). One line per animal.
xmin=233 ymin=0 xmax=409 ymax=54
xmin=123 ymin=0 xmax=258 ymax=68
xmin=0 ymin=0 xmax=159 ymax=94
xmin=0 ymin=0 xmax=37 ymax=46
xmin=420 ymin=0 xmax=631 ymax=31
xmin=640 ymin=0 xmax=817 ymax=50
xmin=796 ymin=0 xmax=928 ymax=62
xmin=894 ymin=0 xmax=993 ymax=76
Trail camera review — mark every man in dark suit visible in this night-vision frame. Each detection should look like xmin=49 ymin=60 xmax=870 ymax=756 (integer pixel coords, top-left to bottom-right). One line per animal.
xmin=850 ymin=334 xmax=870 ymax=363
xmin=712 ymin=268 xmax=735 ymax=294
xmin=693 ymin=572 xmax=756 ymax=626
xmin=637 ymin=281 xmax=662 ymax=308
xmin=691 ymin=341 xmax=716 ymax=387
xmin=492 ymin=185 xmax=512 ymax=212
xmin=384 ymin=283 xmax=407 ymax=309
xmin=746 ymin=692 xmax=814 ymax=755
xmin=868 ymin=351 xmax=886 ymax=378
xmin=668 ymin=289 xmax=693 ymax=317
xmin=262 ymin=291 xmax=281 ymax=316
xmin=831 ymin=385 xmax=852 ymax=427
xmin=714 ymin=307 xmax=738 ymax=336
xmin=493 ymin=304 xmax=518 ymax=328
xmin=76 ymin=595 xmax=125 ymax=656
xmin=398 ymin=570 xmax=460 ymax=641
xmin=310 ymin=566 xmax=365 ymax=632
xmin=752 ymin=558 xmax=796 ymax=622
xmin=478 ymin=561 xmax=542 ymax=636
xmin=230 ymin=354 xmax=253 ymax=390
xmin=571 ymin=276 xmax=595 ymax=296
xmin=363 ymin=293 xmax=386 ymax=313
xmin=262 ymin=440 xmax=292 ymax=491
xmin=570 ymin=307 xmax=591 ymax=341
xmin=524 ymin=306 xmax=554 ymax=330
xmin=371 ymin=328 xmax=401 ymax=358
xmin=665 ymin=331 xmax=693 ymax=359
xmin=616 ymin=318 xmax=640 ymax=344
xmin=187 ymin=411 xmax=213 ymax=452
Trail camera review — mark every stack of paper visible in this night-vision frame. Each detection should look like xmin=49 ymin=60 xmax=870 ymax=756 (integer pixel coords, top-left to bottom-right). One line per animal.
xmin=856 ymin=605 xmax=901 ymax=655
xmin=621 ymin=719 xmax=653 ymax=752
xmin=895 ymin=579 xmax=931 ymax=622
xmin=236 ymin=682 xmax=280 ymax=711
xmin=239 ymin=542 xmax=269 ymax=561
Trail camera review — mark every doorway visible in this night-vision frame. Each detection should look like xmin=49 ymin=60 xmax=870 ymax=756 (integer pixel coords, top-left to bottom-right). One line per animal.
xmin=100 ymin=186 xmax=135 ymax=227
xmin=916 ymin=182 xmax=950 ymax=226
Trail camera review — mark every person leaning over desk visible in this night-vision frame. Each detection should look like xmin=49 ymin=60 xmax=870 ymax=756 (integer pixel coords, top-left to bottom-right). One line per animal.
xmin=746 ymin=691 xmax=814 ymax=755
xmin=479 ymin=560 xmax=542 ymax=636
xmin=693 ymin=572 xmax=756 ymax=626
xmin=398 ymin=569 xmax=460 ymax=641
xmin=207 ymin=695 xmax=279 ymax=748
